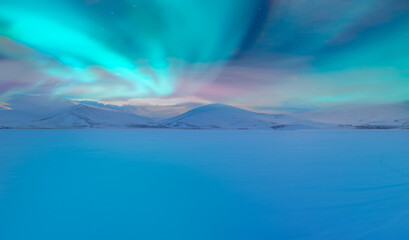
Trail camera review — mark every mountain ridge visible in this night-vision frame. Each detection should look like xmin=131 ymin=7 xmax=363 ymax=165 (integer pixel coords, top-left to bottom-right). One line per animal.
xmin=161 ymin=103 xmax=327 ymax=130
xmin=1 ymin=96 xmax=408 ymax=129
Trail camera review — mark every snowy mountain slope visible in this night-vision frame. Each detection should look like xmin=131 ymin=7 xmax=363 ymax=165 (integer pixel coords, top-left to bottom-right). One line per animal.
xmin=78 ymin=101 xmax=204 ymax=120
xmin=123 ymin=102 xmax=205 ymax=120
xmin=161 ymin=104 xmax=327 ymax=129
xmin=2 ymin=95 xmax=407 ymax=130
xmin=28 ymin=103 xmax=157 ymax=129
xmin=0 ymin=95 xmax=74 ymax=128
xmin=0 ymin=95 xmax=156 ymax=129
xmin=301 ymin=102 xmax=409 ymax=129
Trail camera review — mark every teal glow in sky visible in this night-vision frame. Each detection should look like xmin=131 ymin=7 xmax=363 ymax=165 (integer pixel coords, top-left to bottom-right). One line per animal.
xmin=0 ymin=0 xmax=408 ymax=108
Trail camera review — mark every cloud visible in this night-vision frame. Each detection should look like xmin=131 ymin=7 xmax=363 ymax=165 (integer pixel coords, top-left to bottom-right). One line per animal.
xmin=0 ymin=59 xmax=61 ymax=99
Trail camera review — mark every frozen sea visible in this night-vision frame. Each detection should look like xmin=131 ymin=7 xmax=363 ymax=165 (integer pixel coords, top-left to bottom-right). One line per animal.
xmin=0 ymin=129 xmax=408 ymax=240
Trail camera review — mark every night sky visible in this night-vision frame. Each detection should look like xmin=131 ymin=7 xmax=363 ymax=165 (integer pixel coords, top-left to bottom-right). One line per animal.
xmin=0 ymin=0 xmax=408 ymax=108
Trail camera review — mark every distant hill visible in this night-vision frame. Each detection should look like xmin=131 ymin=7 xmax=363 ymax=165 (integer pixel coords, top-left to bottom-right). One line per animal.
xmin=0 ymin=95 xmax=73 ymax=128
xmin=28 ymin=103 xmax=156 ymax=129
xmin=302 ymin=102 xmax=409 ymax=129
xmin=161 ymin=104 xmax=326 ymax=129
xmin=1 ymin=95 xmax=408 ymax=129
xmin=0 ymin=96 xmax=155 ymax=129
xmin=78 ymin=101 xmax=204 ymax=120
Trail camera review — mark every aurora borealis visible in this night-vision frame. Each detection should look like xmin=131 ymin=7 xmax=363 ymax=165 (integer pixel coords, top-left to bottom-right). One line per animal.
xmin=0 ymin=0 xmax=408 ymax=108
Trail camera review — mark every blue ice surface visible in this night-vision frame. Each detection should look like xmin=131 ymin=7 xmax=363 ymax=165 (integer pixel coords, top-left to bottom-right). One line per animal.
xmin=0 ymin=129 xmax=408 ymax=240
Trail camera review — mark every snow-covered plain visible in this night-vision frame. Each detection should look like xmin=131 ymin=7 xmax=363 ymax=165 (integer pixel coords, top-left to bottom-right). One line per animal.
xmin=0 ymin=129 xmax=408 ymax=240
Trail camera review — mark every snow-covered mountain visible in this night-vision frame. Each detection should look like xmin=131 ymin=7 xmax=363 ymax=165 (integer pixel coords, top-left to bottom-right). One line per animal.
xmin=28 ymin=103 xmax=156 ymax=129
xmin=161 ymin=104 xmax=327 ymax=129
xmin=302 ymin=102 xmax=409 ymax=129
xmin=0 ymin=95 xmax=73 ymax=128
xmin=79 ymin=101 xmax=204 ymax=120
xmin=0 ymin=96 xmax=155 ymax=129
xmin=1 ymin=95 xmax=408 ymax=129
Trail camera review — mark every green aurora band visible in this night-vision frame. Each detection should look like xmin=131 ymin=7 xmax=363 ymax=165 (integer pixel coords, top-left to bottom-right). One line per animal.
xmin=0 ymin=0 xmax=263 ymax=98
xmin=0 ymin=0 xmax=408 ymax=107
